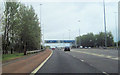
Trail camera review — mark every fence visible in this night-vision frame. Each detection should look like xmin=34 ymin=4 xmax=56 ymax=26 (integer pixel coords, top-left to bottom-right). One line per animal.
xmin=26 ymin=49 xmax=45 ymax=54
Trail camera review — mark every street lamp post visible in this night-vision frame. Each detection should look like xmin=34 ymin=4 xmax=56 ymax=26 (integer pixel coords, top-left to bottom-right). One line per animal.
xmin=42 ymin=23 xmax=45 ymax=49
xmin=75 ymin=37 xmax=77 ymax=48
xmin=78 ymin=20 xmax=81 ymax=47
xmin=103 ymin=0 xmax=107 ymax=48
xmin=40 ymin=4 xmax=42 ymax=50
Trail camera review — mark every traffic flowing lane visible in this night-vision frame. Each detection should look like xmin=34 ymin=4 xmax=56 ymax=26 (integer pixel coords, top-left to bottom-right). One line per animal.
xmin=66 ymin=49 xmax=118 ymax=73
xmin=36 ymin=50 xmax=102 ymax=73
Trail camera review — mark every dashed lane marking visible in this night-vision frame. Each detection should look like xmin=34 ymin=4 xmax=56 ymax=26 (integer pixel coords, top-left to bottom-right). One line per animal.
xmin=102 ymin=72 xmax=109 ymax=75
xmin=81 ymin=60 xmax=84 ymax=62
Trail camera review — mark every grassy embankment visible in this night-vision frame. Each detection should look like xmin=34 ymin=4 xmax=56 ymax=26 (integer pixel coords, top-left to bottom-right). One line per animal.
xmin=2 ymin=49 xmax=46 ymax=62
xmin=2 ymin=53 xmax=24 ymax=62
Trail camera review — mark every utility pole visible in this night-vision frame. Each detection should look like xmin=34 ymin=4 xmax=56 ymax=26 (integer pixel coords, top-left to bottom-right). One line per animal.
xmin=40 ymin=4 xmax=42 ymax=50
xmin=75 ymin=37 xmax=77 ymax=48
xmin=78 ymin=20 xmax=81 ymax=47
xmin=79 ymin=28 xmax=81 ymax=46
xmin=114 ymin=12 xmax=118 ymax=49
xmin=42 ymin=23 xmax=45 ymax=49
xmin=103 ymin=0 xmax=107 ymax=48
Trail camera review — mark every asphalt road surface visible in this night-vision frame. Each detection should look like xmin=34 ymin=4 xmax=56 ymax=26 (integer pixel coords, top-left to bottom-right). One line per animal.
xmin=36 ymin=48 xmax=118 ymax=75
xmin=66 ymin=49 xmax=118 ymax=74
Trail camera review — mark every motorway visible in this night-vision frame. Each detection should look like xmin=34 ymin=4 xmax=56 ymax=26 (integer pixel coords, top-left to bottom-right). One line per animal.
xmin=36 ymin=48 xmax=118 ymax=75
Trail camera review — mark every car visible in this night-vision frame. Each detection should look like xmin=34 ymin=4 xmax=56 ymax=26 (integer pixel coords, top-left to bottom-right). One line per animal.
xmin=80 ymin=46 xmax=83 ymax=48
xmin=52 ymin=48 xmax=55 ymax=50
xmin=64 ymin=47 xmax=70 ymax=51
xmin=88 ymin=47 xmax=91 ymax=48
xmin=84 ymin=47 xmax=87 ymax=49
xmin=103 ymin=47 xmax=107 ymax=49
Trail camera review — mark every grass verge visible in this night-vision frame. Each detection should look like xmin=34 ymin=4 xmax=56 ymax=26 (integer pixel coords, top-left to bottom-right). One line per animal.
xmin=2 ymin=53 xmax=24 ymax=62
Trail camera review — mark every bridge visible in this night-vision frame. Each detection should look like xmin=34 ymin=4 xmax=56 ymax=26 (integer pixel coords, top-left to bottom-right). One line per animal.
xmin=44 ymin=40 xmax=75 ymax=48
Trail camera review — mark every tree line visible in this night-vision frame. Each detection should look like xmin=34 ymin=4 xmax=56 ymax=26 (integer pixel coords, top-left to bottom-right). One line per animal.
xmin=2 ymin=2 xmax=41 ymax=55
xmin=76 ymin=32 xmax=116 ymax=48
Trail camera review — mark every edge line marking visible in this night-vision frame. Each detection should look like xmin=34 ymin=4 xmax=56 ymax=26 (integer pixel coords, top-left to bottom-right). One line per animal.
xmin=31 ymin=50 xmax=53 ymax=74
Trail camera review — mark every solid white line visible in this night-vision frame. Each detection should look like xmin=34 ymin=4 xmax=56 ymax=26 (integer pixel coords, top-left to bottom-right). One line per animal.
xmin=102 ymin=71 xmax=109 ymax=75
xmin=111 ymin=57 xmax=118 ymax=60
xmin=31 ymin=50 xmax=53 ymax=74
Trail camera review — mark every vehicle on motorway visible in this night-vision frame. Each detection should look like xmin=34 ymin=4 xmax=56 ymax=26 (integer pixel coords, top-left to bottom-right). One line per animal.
xmin=84 ymin=47 xmax=88 ymax=49
xmin=64 ymin=47 xmax=70 ymax=51
xmin=51 ymin=47 xmax=56 ymax=50
xmin=52 ymin=48 xmax=55 ymax=50
xmin=88 ymin=47 xmax=91 ymax=48
xmin=103 ymin=47 xmax=107 ymax=49
xmin=80 ymin=46 xmax=83 ymax=48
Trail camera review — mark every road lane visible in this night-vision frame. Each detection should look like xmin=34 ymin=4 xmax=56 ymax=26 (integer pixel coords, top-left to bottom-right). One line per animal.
xmin=66 ymin=49 xmax=118 ymax=73
xmin=71 ymin=49 xmax=118 ymax=57
xmin=71 ymin=50 xmax=118 ymax=60
xmin=36 ymin=50 xmax=102 ymax=74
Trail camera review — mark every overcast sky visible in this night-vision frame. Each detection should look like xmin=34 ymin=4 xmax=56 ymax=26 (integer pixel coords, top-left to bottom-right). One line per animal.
xmin=22 ymin=0 xmax=118 ymax=41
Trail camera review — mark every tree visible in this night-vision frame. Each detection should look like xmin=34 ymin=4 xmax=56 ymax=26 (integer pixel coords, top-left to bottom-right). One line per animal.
xmin=95 ymin=32 xmax=105 ymax=47
xmin=76 ymin=32 xmax=95 ymax=47
xmin=95 ymin=32 xmax=114 ymax=47
xmin=81 ymin=33 xmax=95 ymax=47
xmin=2 ymin=2 xmax=41 ymax=55
xmin=107 ymin=32 xmax=114 ymax=47
xmin=3 ymin=2 xmax=20 ymax=54
xmin=76 ymin=32 xmax=114 ymax=48
xmin=9 ymin=2 xmax=19 ymax=54
xmin=18 ymin=4 xmax=41 ymax=55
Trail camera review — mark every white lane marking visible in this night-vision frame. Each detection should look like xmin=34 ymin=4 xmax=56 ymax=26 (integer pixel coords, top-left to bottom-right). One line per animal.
xmin=102 ymin=72 xmax=109 ymax=75
xmin=72 ymin=51 xmax=118 ymax=60
xmin=31 ymin=50 xmax=53 ymax=74
xmin=111 ymin=57 xmax=118 ymax=60
xmin=106 ymin=56 xmax=112 ymax=58
xmin=81 ymin=60 xmax=84 ymax=62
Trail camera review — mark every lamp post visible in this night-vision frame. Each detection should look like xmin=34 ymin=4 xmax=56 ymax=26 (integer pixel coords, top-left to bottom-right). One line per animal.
xmin=103 ymin=0 xmax=107 ymax=48
xmin=40 ymin=4 xmax=42 ymax=50
xmin=42 ymin=23 xmax=45 ymax=49
xmin=78 ymin=20 xmax=81 ymax=47
xmin=75 ymin=37 xmax=77 ymax=48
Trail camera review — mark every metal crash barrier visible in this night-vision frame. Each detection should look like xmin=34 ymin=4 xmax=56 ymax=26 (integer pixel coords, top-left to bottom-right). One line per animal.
xmin=26 ymin=49 xmax=45 ymax=54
